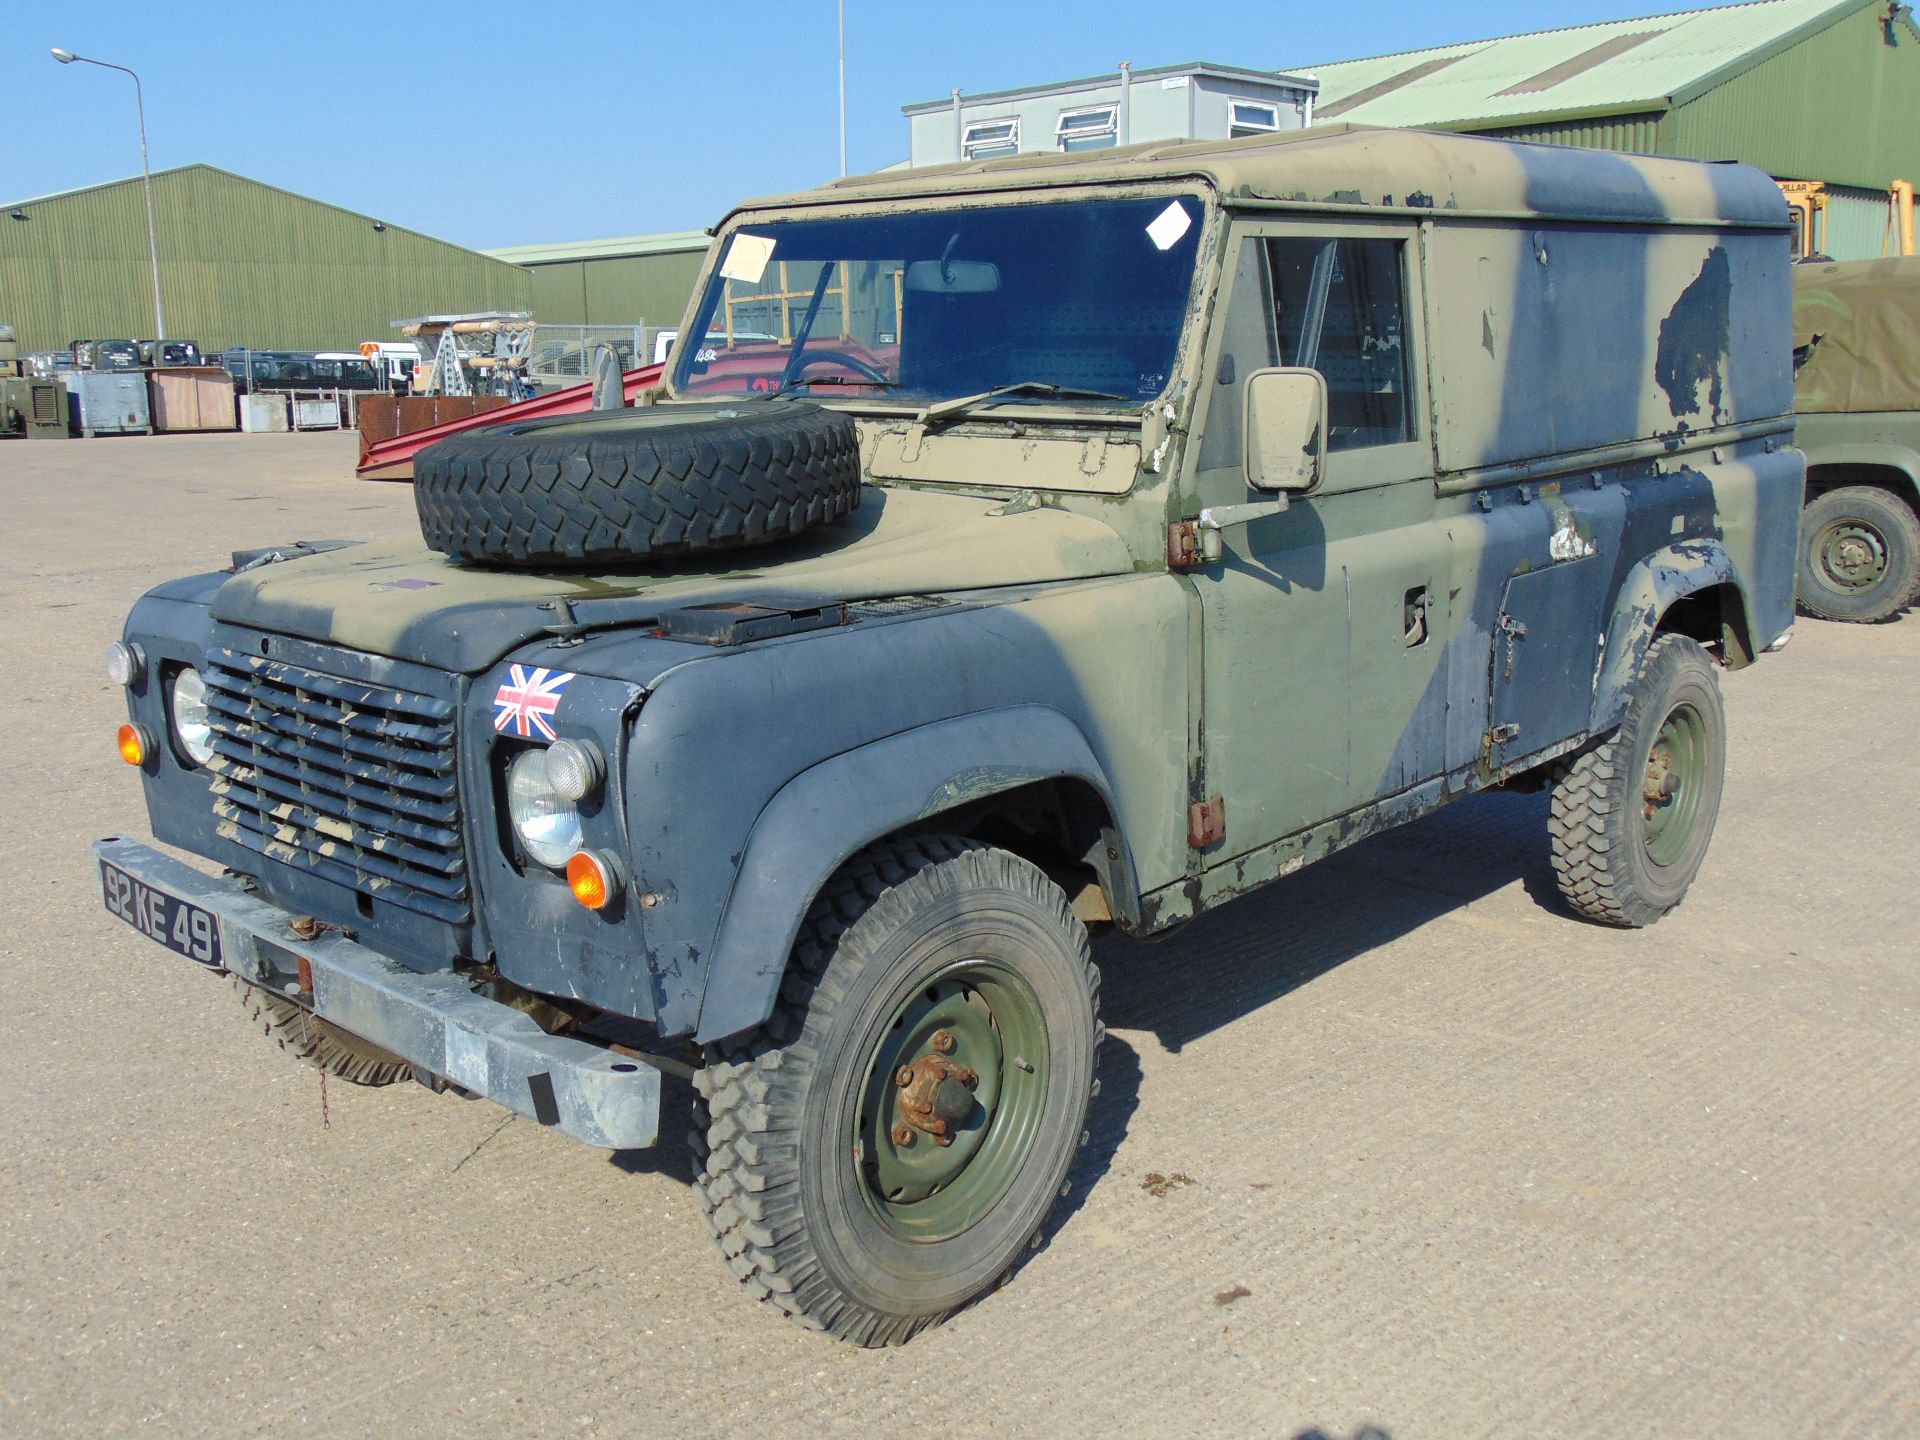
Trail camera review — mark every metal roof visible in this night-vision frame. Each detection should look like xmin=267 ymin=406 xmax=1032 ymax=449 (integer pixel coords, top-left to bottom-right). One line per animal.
xmin=742 ymin=123 xmax=1788 ymax=231
xmin=483 ymin=230 xmax=712 ymax=265
xmin=1303 ymin=0 xmax=1876 ymax=129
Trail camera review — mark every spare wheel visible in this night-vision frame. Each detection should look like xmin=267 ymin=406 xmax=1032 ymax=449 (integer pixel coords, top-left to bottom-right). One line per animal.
xmin=411 ymin=399 xmax=862 ymax=567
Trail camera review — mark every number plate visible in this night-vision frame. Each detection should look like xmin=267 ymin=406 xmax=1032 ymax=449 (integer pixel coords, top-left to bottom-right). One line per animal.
xmin=99 ymin=858 xmax=224 ymax=968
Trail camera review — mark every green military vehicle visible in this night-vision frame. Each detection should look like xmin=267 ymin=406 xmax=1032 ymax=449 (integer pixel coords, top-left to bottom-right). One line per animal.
xmin=1792 ymin=255 xmax=1920 ymax=621
xmin=95 ymin=125 xmax=1800 ymax=1345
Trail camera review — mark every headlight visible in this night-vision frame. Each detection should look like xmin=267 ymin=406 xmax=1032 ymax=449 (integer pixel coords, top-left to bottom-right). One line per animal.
xmin=506 ymin=748 xmax=582 ymax=869
xmin=168 ymin=667 xmax=215 ymax=767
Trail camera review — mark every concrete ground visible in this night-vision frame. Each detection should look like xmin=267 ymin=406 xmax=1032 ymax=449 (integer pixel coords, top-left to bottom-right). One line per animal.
xmin=2 ymin=432 xmax=1914 ymax=1439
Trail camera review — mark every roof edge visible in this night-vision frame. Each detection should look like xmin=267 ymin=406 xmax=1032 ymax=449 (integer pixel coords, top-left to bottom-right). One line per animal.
xmin=902 ymin=61 xmax=1317 ymax=115
xmin=1666 ymin=0 xmax=1877 ymax=106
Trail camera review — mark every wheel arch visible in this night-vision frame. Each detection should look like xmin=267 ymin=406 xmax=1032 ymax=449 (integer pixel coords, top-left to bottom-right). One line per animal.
xmin=693 ymin=705 xmax=1136 ymax=1045
xmin=1801 ymin=447 xmax=1920 ymax=510
xmin=1591 ymin=540 xmax=1750 ymax=733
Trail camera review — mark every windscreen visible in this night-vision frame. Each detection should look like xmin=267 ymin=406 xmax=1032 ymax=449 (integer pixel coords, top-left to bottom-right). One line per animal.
xmin=674 ymin=196 xmax=1204 ymax=408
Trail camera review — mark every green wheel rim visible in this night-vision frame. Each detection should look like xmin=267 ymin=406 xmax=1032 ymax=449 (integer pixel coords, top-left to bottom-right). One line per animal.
xmin=1642 ymin=701 xmax=1710 ymax=868
xmin=855 ymin=961 xmax=1051 ymax=1243
xmin=1813 ymin=518 xmax=1890 ymax=595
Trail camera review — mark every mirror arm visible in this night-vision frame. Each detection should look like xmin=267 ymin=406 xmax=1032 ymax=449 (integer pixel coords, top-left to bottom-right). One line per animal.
xmin=1193 ymin=497 xmax=1291 ymax=562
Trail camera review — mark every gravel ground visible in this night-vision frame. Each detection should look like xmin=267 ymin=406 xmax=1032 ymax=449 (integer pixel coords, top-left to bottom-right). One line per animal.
xmin=2 ymin=432 xmax=1915 ymax=1439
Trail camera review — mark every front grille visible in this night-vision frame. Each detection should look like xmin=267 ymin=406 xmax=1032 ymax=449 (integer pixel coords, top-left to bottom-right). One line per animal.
xmin=203 ymin=647 xmax=469 ymax=922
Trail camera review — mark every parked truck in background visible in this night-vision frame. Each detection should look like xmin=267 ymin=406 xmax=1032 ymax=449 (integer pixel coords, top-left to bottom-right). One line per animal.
xmin=1791 ymin=255 xmax=1920 ymax=622
xmin=94 ymin=125 xmax=1801 ymax=1345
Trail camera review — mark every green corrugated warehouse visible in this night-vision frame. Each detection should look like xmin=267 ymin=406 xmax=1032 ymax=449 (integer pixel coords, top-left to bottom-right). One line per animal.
xmin=482 ymin=232 xmax=711 ymax=333
xmin=1304 ymin=0 xmax=1920 ymax=260
xmin=0 ymin=163 xmax=531 ymax=355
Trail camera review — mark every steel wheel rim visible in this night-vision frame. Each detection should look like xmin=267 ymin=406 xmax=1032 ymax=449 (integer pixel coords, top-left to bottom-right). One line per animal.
xmin=1814 ymin=518 xmax=1890 ymax=594
xmin=855 ymin=960 xmax=1050 ymax=1243
xmin=1642 ymin=701 xmax=1709 ymax=868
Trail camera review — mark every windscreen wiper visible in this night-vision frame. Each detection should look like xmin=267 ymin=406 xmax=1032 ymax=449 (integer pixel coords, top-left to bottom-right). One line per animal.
xmin=760 ymin=372 xmax=902 ymax=399
xmin=915 ymin=381 xmax=1132 ymax=430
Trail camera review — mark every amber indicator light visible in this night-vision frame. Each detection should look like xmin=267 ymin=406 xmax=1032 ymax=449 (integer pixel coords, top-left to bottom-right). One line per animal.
xmin=117 ymin=723 xmax=148 ymax=766
xmin=567 ymin=851 xmax=613 ymax=910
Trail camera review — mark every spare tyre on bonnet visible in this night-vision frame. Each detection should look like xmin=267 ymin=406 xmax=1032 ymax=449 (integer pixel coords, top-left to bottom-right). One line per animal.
xmin=411 ymin=399 xmax=862 ymax=567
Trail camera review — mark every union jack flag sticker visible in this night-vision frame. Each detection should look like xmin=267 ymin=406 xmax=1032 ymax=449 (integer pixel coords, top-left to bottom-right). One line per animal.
xmin=492 ymin=665 xmax=575 ymax=742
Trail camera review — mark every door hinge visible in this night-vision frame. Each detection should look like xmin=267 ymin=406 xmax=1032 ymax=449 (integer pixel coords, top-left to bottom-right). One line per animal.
xmin=1187 ymin=796 xmax=1226 ymax=850
xmin=1167 ymin=520 xmax=1202 ymax=571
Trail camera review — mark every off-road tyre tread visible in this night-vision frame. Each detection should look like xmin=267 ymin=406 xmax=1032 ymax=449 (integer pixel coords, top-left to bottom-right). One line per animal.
xmin=412 ymin=401 xmax=862 ymax=567
xmin=690 ymin=835 xmax=1102 ymax=1347
xmin=1796 ymin=484 xmax=1920 ymax=624
xmin=233 ymin=977 xmax=412 ymax=1086
xmin=1547 ymin=634 xmax=1722 ymax=929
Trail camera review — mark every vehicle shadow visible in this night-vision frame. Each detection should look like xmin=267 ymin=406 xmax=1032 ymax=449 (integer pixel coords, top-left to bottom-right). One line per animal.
xmin=610 ymin=788 xmax=1554 ymax=1206
xmin=1095 ymin=787 xmax=1555 ymax=1053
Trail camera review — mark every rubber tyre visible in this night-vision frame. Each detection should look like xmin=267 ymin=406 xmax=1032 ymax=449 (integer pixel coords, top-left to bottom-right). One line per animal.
xmin=1796 ymin=485 xmax=1920 ymax=623
xmin=1548 ymin=634 xmax=1727 ymax=928
xmin=691 ymin=836 xmax=1101 ymax=1347
xmin=411 ymin=400 xmax=861 ymax=568
xmin=234 ymin=977 xmax=412 ymax=1087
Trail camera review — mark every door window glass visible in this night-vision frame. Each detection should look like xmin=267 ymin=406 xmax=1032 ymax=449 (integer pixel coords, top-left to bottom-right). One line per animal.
xmin=1200 ymin=234 xmax=1414 ymax=475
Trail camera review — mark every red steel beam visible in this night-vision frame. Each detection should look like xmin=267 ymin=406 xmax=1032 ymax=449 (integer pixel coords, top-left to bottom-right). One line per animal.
xmin=356 ymin=363 xmax=666 ymax=480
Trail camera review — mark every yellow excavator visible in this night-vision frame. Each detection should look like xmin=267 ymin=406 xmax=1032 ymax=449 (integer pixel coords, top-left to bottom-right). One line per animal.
xmin=1780 ymin=178 xmax=1915 ymax=261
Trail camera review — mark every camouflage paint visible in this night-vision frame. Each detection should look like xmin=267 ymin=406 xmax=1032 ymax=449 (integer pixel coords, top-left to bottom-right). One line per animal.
xmin=116 ymin=125 xmax=1802 ymax=1048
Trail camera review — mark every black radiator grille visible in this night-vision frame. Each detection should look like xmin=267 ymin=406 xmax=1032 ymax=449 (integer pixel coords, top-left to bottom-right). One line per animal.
xmin=202 ymin=647 xmax=469 ymax=922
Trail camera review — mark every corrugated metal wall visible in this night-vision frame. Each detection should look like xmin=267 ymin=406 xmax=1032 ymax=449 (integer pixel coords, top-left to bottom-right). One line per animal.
xmin=1820 ymin=183 xmax=1900 ymax=259
xmin=523 ymin=251 xmax=708 ymax=329
xmin=0 ymin=165 xmax=531 ymax=354
xmin=1665 ymin=1 xmax=1920 ymax=192
xmin=1478 ymin=112 xmax=1665 ymax=152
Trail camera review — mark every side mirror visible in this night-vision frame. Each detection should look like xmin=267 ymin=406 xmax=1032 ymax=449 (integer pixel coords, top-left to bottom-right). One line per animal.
xmin=1244 ymin=366 xmax=1327 ymax=494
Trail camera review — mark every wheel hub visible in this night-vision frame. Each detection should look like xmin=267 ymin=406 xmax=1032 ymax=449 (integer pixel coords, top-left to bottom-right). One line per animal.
xmin=893 ymin=1044 xmax=979 ymax=1146
xmin=857 ymin=967 xmax=1050 ymax=1236
xmin=1817 ymin=521 xmax=1889 ymax=591
xmin=1641 ymin=703 xmax=1707 ymax=866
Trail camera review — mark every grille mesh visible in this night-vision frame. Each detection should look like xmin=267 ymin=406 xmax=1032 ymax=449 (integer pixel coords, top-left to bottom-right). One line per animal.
xmin=203 ymin=647 xmax=469 ymax=922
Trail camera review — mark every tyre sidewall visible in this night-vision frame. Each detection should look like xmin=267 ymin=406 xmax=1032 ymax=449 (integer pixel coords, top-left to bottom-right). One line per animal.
xmin=796 ymin=858 xmax=1095 ymax=1319
xmin=1797 ymin=486 xmax=1920 ymax=623
xmin=1611 ymin=638 xmax=1726 ymax=913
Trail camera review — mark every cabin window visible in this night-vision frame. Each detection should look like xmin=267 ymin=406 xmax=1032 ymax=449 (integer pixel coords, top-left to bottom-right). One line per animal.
xmin=962 ymin=119 xmax=1021 ymax=159
xmin=1228 ymin=100 xmax=1280 ymax=137
xmin=1056 ymin=105 xmax=1118 ymax=151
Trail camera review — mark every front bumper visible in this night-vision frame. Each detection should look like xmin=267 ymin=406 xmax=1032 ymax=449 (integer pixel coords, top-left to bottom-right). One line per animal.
xmin=93 ymin=836 xmax=661 ymax=1149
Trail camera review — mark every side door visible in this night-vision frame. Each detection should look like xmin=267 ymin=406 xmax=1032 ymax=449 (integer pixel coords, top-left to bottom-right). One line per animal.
xmin=1189 ymin=221 xmax=1453 ymax=861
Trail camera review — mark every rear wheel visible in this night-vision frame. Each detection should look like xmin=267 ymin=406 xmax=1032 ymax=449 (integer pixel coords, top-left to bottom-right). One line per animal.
xmin=1549 ymin=634 xmax=1726 ymax=928
xmin=233 ymin=978 xmax=411 ymax=1086
xmin=692 ymin=836 xmax=1101 ymax=1346
xmin=1797 ymin=485 xmax=1920 ymax=623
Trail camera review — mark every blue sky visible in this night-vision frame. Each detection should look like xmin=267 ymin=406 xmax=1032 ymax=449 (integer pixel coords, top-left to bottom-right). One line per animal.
xmin=6 ymin=1 xmax=1675 ymax=250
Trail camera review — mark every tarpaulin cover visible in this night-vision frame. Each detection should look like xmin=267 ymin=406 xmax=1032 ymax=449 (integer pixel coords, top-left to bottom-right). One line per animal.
xmin=1792 ymin=256 xmax=1920 ymax=414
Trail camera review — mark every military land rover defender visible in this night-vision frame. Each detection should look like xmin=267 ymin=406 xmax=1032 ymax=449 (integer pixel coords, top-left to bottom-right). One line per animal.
xmin=97 ymin=126 xmax=1801 ymax=1345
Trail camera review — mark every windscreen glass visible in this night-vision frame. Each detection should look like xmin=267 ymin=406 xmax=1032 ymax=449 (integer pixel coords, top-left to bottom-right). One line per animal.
xmin=674 ymin=196 xmax=1204 ymax=408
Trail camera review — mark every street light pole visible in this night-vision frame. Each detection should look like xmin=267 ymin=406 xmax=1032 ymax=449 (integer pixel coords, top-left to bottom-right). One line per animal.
xmin=51 ymin=48 xmax=166 ymax=340
xmin=837 ymin=0 xmax=848 ymax=178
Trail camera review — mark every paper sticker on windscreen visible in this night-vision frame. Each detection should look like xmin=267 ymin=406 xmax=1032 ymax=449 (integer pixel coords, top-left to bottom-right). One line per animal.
xmin=1146 ymin=201 xmax=1192 ymax=252
xmin=720 ymin=233 xmax=776 ymax=283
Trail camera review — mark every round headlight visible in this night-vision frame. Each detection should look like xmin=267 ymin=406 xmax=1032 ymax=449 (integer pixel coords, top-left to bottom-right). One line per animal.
xmin=106 ymin=640 xmax=144 ymax=687
xmin=545 ymin=738 xmax=605 ymax=802
xmin=168 ymin=667 xmax=215 ymax=767
xmin=507 ymin=748 xmax=582 ymax=869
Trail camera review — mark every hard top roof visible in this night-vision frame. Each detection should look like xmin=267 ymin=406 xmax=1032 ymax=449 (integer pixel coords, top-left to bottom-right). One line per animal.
xmin=729 ymin=124 xmax=1788 ymax=230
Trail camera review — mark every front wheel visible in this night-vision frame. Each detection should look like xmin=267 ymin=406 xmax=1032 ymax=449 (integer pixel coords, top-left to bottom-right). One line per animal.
xmin=1548 ymin=634 xmax=1727 ymax=928
xmin=1797 ymin=485 xmax=1920 ymax=623
xmin=692 ymin=836 xmax=1101 ymax=1346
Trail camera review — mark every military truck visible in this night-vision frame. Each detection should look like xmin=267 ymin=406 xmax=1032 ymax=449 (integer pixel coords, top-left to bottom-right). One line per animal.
xmin=95 ymin=126 xmax=1800 ymax=1346
xmin=1791 ymin=256 xmax=1920 ymax=622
